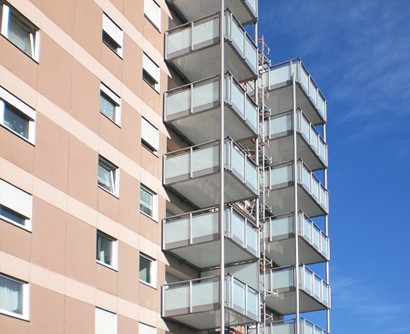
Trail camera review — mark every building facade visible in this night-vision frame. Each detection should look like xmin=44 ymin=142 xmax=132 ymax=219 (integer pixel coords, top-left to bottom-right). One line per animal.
xmin=0 ymin=0 xmax=330 ymax=334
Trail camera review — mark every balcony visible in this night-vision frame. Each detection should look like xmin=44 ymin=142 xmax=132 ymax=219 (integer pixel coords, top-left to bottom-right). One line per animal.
xmin=261 ymin=59 xmax=327 ymax=125
xmin=264 ymin=109 xmax=328 ymax=170
xmin=162 ymin=275 xmax=259 ymax=329
xmin=264 ymin=318 xmax=330 ymax=334
xmin=164 ymin=138 xmax=258 ymax=208
xmin=264 ymin=160 xmax=329 ymax=217
xmin=263 ymin=212 xmax=330 ymax=267
xmin=166 ymin=0 xmax=257 ymax=26
xmin=163 ymin=205 xmax=259 ymax=268
xmin=166 ymin=10 xmax=258 ymax=83
xmin=263 ymin=265 xmax=331 ymax=314
xmin=165 ymin=73 xmax=258 ymax=144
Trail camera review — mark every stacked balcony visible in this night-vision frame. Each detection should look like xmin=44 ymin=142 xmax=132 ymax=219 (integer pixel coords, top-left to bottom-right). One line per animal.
xmin=163 ymin=275 xmax=259 ymax=330
xmin=264 ymin=212 xmax=329 ymax=267
xmin=264 ymin=318 xmax=330 ymax=334
xmin=163 ymin=1 xmax=260 ymax=331
xmin=163 ymin=204 xmax=259 ymax=268
xmin=263 ymin=265 xmax=331 ymax=315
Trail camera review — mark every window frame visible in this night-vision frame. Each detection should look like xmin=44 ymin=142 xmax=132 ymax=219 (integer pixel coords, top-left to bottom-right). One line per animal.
xmin=96 ymin=230 xmax=118 ymax=270
xmin=102 ymin=13 xmax=123 ymax=58
xmin=141 ymin=117 xmax=159 ymax=155
xmin=99 ymin=83 xmax=121 ymax=125
xmin=142 ymin=52 xmax=160 ymax=92
xmin=0 ymin=273 xmax=30 ymax=320
xmin=98 ymin=156 xmax=119 ymax=197
xmin=0 ymin=179 xmax=32 ymax=231
xmin=139 ymin=253 xmax=157 ymax=287
xmin=139 ymin=322 xmax=157 ymax=334
xmin=0 ymin=86 xmax=36 ymax=144
xmin=0 ymin=1 xmax=39 ymax=60
xmin=95 ymin=307 xmax=117 ymax=334
xmin=144 ymin=0 xmax=161 ymax=31
xmin=140 ymin=184 xmax=157 ymax=220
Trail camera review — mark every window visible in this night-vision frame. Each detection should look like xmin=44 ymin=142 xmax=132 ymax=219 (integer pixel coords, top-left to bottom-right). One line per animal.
xmin=100 ymin=83 xmax=121 ymax=125
xmin=0 ymin=1 xmax=39 ymax=60
xmin=98 ymin=156 xmax=119 ymax=196
xmin=139 ymin=323 xmax=156 ymax=334
xmin=0 ymin=179 xmax=32 ymax=230
xmin=139 ymin=253 xmax=156 ymax=287
xmin=141 ymin=117 xmax=159 ymax=154
xmin=96 ymin=230 xmax=118 ymax=269
xmin=142 ymin=53 xmax=160 ymax=92
xmin=0 ymin=86 xmax=36 ymax=143
xmin=140 ymin=185 xmax=157 ymax=219
xmin=144 ymin=0 xmax=161 ymax=31
xmin=102 ymin=13 xmax=123 ymax=57
xmin=95 ymin=307 xmax=117 ymax=334
xmin=0 ymin=273 xmax=29 ymax=319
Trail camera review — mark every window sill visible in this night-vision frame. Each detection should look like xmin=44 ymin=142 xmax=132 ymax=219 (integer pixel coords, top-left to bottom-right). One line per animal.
xmin=103 ymin=41 xmax=123 ymax=59
xmin=98 ymin=185 xmax=119 ymax=199
xmin=0 ymin=216 xmax=31 ymax=232
xmin=96 ymin=260 xmax=118 ymax=272
xmin=0 ymin=309 xmax=29 ymax=321
xmin=0 ymin=124 xmax=35 ymax=146
xmin=140 ymin=210 xmax=158 ymax=223
xmin=139 ymin=279 xmax=157 ymax=289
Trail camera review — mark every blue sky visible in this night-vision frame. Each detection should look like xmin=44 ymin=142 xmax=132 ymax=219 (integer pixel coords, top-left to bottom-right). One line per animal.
xmin=258 ymin=1 xmax=410 ymax=333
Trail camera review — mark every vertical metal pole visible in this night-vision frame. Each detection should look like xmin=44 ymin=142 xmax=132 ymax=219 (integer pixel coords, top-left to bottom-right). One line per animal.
xmin=323 ymin=119 xmax=330 ymax=333
xmin=219 ymin=1 xmax=225 ymax=334
xmin=292 ymin=72 xmax=300 ymax=334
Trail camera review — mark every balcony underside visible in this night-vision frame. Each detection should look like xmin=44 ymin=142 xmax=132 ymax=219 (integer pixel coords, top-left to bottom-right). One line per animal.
xmin=164 ymin=307 xmax=257 ymax=330
xmin=165 ymin=238 xmax=257 ymax=268
xmin=266 ymin=134 xmax=325 ymax=171
xmin=167 ymin=42 xmax=257 ymax=83
xmin=167 ymin=0 xmax=257 ymax=26
xmin=265 ymin=289 xmax=328 ymax=315
xmin=265 ymin=84 xmax=323 ymax=126
xmin=265 ymin=236 xmax=327 ymax=267
xmin=166 ymin=104 xmax=257 ymax=145
xmin=165 ymin=170 xmax=257 ymax=208
xmin=265 ymin=185 xmax=326 ymax=218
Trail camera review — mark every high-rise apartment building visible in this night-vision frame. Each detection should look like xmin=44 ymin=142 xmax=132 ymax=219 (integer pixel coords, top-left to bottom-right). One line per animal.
xmin=0 ymin=1 xmax=330 ymax=334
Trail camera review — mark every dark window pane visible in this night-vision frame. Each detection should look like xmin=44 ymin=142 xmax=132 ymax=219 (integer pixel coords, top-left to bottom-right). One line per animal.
xmin=4 ymin=103 xmax=29 ymax=139
xmin=100 ymin=92 xmax=116 ymax=121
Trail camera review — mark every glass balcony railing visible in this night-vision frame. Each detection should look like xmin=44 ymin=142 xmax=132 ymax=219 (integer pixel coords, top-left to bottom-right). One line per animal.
xmin=162 ymin=275 xmax=259 ymax=325
xmin=164 ymin=138 xmax=258 ymax=193
xmin=166 ymin=10 xmax=257 ymax=79
xmin=261 ymin=59 xmax=327 ymax=122
xmin=164 ymin=72 xmax=258 ymax=137
xmin=163 ymin=205 xmax=259 ymax=257
xmin=264 ymin=318 xmax=329 ymax=334
xmin=298 ymin=161 xmax=329 ymax=213
xmin=263 ymin=265 xmax=331 ymax=308
xmin=264 ymin=212 xmax=329 ymax=261
xmin=264 ymin=109 xmax=328 ymax=167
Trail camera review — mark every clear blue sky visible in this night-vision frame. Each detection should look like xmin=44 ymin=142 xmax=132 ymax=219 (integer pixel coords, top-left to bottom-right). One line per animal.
xmin=258 ymin=1 xmax=410 ymax=333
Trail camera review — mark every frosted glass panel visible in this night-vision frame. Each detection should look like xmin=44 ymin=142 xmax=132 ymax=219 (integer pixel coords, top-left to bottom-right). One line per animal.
xmin=301 ymin=67 xmax=309 ymax=93
xmin=302 ymin=166 xmax=311 ymax=190
xmin=231 ymin=20 xmax=244 ymax=55
xmin=232 ymin=148 xmax=245 ymax=179
xmin=323 ymin=284 xmax=329 ymax=305
xmin=311 ymin=128 xmax=318 ymax=152
xmin=192 ymin=146 xmax=218 ymax=173
xmin=247 ymin=224 xmax=258 ymax=253
xmin=301 ymin=116 xmax=310 ymax=140
xmin=247 ymin=290 xmax=258 ymax=317
xmin=233 ymin=280 xmax=245 ymax=312
xmin=246 ymin=160 xmax=257 ymax=190
xmin=167 ymin=27 xmax=190 ymax=55
xmin=166 ymin=89 xmax=190 ymax=117
xmin=303 ymin=269 xmax=313 ymax=294
xmin=166 ymin=153 xmax=189 ymax=179
xmin=312 ymin=178 xmax=319 ymax=200
xmin=165 ymin=217 xmax=189 ymax=244
xmin=309 ymin=79 xmax=317 ymax=105
xmin=192 ymin=280 xmax=219 ymax=307
xmin=270 ymin=165 xmax=292 ymax=187
xmin=304 ymin=217 xmax=311 ymax=242
xmin=320 ymin=187 xmax=328 ymax=210
xmin=304 ymin=322 xmax=314 ymax=334
xmin=271 ymin=269 xmax=293 ymax=289
xmin=193 ymin=17 xmax=218 ymax=47
xmin=270 ymin=114 xmax=291 ymax=136
xmin=192 ymin=211 xmax=219 ymax=239
xmin=232 ymin=213 xmax=245 ymax=246
xmin=246 ymin=97 xmax=258 ymax=130
xmin=313 ymin=225 xmax=320 ymax=249
xmin=269 ymin=65 xmax=291 ymax=86
xmin=317 ymin=95 xmax=325 ymax=119
xmin=322 ymin=234 xmax=328 ymax=257
xmin=193 ymin=80 xmax=219 ymax=110
xmin=269 ymin=216 xmax=293 ymax=237
xmin=164 ymin=284 xmax=189 ymax=312
xmin=314 ymin=276 xmax=321 ymax=299
xmin=245 ymin=38 xmax=257 ymax=70
xmin=232 ymin=83 xmax=245 ymax=117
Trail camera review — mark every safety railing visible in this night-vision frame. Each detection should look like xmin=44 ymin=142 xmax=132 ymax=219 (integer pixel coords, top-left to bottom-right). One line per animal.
xmin=264 ymin=318 xmax=330 ymax=334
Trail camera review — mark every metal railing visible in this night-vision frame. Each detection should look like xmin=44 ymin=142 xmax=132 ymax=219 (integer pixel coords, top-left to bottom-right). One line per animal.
xmin=264 ymin=318 xmax=330 ymax=334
